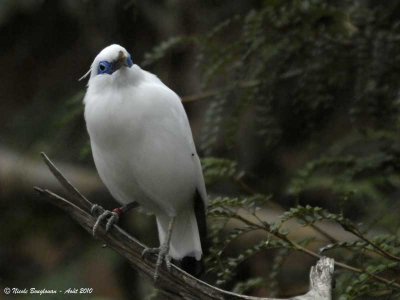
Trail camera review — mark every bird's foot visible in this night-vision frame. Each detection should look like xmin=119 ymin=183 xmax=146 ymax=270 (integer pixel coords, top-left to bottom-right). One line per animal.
xmin=141 ymin=244 xmax=172 ymax=281
xmin=91 ymin=204 xmax=120 ymax=236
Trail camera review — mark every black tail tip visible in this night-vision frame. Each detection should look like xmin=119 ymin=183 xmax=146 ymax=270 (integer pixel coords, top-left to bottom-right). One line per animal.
xmin=178 ymin=256 xmax=204 ymax=277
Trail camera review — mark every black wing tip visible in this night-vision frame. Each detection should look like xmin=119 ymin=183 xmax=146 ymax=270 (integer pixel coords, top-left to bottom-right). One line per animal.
xmin=179 ymin=256 xmax=204 ymax=277
xmin=179 ymin=189 xmax=208 ymax=278
xmin=194 ymin=189 xmax=209 ymax=255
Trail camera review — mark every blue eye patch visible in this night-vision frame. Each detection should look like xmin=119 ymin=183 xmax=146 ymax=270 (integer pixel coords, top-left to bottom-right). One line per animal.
xmin=98 ymin=61 xmax=113 ymax=75
xmin=97 ymin=54 xmax=134 ymax=76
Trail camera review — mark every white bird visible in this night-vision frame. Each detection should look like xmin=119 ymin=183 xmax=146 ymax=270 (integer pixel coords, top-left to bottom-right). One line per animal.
xmin=82 ymin=44 xmax=208 ymax=279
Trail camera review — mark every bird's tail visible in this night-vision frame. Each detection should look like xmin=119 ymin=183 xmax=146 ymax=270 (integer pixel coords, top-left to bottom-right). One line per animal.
xmin=156 ymin=192 xmax=207 ymax=277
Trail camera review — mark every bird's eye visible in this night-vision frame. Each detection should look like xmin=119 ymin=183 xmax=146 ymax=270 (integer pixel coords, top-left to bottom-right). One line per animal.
xmin=98 ymin=61 xmax=113 ymax=75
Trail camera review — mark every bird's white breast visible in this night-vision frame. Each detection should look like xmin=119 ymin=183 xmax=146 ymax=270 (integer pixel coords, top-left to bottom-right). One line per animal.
xmin=84 ymin=67 xmax=201 ymax=216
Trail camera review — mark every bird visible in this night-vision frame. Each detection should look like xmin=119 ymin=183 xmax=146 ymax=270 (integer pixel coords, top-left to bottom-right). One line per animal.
xmin=81 ymin=44 xmax=208 ymax=280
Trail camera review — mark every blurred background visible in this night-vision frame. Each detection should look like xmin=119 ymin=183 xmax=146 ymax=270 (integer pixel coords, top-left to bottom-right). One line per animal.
xmin=1 ymin=0 xmax=400 ymax=299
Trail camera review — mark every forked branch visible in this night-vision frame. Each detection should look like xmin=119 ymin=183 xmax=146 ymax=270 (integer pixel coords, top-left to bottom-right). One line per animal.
xmin=34 ymin=153 xmax=334 ymax=300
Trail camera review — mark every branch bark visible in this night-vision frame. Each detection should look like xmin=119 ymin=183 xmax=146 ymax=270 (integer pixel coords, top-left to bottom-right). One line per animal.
xmin=34 ymin=153 xmax=334 ymax=300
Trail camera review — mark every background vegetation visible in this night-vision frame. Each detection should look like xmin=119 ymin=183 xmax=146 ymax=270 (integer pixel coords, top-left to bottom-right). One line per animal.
xmin=1 ymin=0 xmax=400 ymax=299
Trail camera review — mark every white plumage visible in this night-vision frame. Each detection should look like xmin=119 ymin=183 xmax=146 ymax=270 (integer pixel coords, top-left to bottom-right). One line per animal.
xmin=83 ymin=45 xmax=207 ymax=268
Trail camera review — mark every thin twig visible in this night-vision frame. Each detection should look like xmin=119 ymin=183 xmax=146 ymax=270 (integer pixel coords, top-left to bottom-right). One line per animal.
xmin=180 ymin=68 xmax=307 ymax=104
xmin=234 ymin=175 xmax=338 ymax=244
xmin=237 ymin=173 xmax=399 ymax=265
xmin=290 ymin=241 xmax=400 ymax=289
xmin=230 ymin=214 xmax=400 ymax=290
xmin=40 ymin=152 xmax=93 ymax=211
xmin=347 ymin=228 xmax=400 ymax=262
xmin=181 ymin=80 xmax=259 ymax=103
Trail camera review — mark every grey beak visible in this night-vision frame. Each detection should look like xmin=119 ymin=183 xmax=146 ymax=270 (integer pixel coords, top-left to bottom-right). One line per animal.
xmin=114 ymin=50 xmax=128 ymax=70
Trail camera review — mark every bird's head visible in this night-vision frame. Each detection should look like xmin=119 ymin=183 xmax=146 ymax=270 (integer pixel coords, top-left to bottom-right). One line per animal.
xmin=82 ymin=44 xmax=134 ymax=82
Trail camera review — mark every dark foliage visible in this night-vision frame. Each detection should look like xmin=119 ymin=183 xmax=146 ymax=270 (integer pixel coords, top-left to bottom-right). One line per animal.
xmin=145 ymin=1 xmax=400 ymax=298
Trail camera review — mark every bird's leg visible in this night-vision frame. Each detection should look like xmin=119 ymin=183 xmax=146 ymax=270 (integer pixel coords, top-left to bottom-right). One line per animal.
xmin=91 ymin=202 xmax=139 ymax=236
xmin=142 ymin=217 xmax=176 ymax=281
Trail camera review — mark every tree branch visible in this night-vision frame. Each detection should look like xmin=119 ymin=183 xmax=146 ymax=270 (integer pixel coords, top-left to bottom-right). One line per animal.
xmin=34 ymin=153 xmax=335 ymax=300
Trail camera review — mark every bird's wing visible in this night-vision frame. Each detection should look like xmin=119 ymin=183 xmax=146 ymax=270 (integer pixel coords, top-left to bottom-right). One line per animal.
xmin=122 ymin=80 xmax=207 ymax=214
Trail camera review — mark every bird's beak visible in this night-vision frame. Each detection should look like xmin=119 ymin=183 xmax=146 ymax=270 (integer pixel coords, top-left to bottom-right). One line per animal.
xmin=114 ymin=51 xmax=129 ymax=70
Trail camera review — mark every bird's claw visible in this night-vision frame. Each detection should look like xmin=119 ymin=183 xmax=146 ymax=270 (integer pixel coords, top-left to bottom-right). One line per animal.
xmin=141 ymin=245 xmax=172 ymax=280
xmin=91 ymin=204 xmax=119 ymax=236
xmin=141 ymin=247 xmax=159 ymax=257
xmin=91 ymin=204 xmax=103 ymax=215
